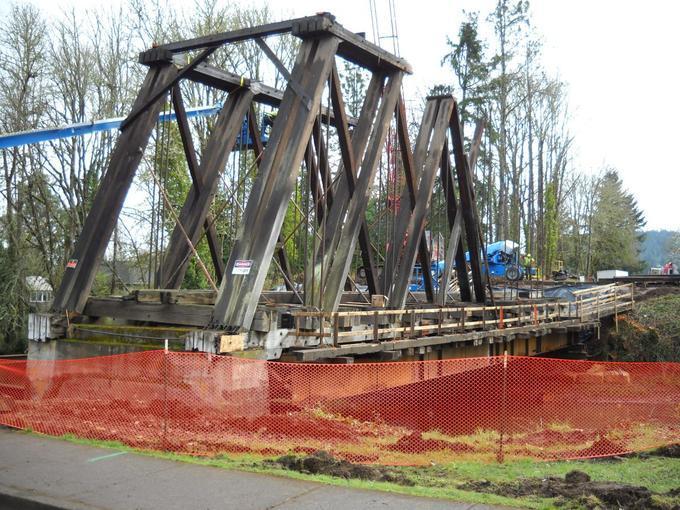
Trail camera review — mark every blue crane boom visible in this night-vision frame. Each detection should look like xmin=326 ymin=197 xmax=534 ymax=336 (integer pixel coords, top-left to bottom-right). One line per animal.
xmin=0 ymin=104 xmax=225 ymax=150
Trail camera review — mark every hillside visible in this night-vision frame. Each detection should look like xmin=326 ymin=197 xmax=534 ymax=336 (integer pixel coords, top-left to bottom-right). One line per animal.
xmin=640 ymin=230 xmax=677 ymax=269
xmin=608 ymin=288 xmax=680 ymax=361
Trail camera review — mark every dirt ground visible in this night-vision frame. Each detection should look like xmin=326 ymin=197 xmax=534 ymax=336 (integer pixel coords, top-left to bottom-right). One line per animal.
xmin=272 ymin=450 xmax=414 ymax=485
xmin=273 ymin=446 xmax=680 ymax=509
xmin=459 ymin=471 xmax=669 ymax=509
xmin=634 ymin=285 xmax=680 ymax=301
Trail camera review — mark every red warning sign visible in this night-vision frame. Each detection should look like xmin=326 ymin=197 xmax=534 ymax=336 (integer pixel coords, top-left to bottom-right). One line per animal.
xmin=232 ymin=259 xmax=253 ymax=275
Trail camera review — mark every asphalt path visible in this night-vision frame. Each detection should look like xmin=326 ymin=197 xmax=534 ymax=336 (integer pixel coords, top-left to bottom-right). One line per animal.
xmin=0 ymin=428 xmax=506 ymax=509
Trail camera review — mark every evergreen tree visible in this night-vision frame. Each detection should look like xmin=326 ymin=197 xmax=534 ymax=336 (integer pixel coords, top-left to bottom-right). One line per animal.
xmin=441 ymin=12 xmax=489 ymax=125
xmin=591 ymin=170 xmax=646 ymax=273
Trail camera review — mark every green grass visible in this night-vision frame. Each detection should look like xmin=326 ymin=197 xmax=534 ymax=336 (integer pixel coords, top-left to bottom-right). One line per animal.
xmin=19 ymin=430 xmax=679 ymax=510
xmin=401 ymin=457 xmax=680 ymax=494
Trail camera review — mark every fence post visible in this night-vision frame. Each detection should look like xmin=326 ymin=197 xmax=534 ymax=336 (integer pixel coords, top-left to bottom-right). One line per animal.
xmin=614 ymin=292 xmax=619 ymax=333
xmin=162 ymin=341 xmax=168 ymax=451
xmin=498 ymin=350 xmax=508 ymax=464
xmin=373 ymin=311 xmax=379 ymax=342
xmin=631 ymin=284 xmax=635 ymax=307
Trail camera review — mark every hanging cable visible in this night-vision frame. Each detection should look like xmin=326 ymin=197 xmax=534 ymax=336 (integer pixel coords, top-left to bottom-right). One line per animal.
xmin=147 ymin=162 xmax=218 ymax=292
xmin=157 ymin=95 xmax=172 ymax=288
xmin=148 ymin=109 xmax=161 ymax=288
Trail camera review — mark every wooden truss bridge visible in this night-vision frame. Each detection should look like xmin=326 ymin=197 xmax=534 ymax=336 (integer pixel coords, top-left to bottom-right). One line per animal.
xmin=42 ymin=13 xmax=634 ymax=360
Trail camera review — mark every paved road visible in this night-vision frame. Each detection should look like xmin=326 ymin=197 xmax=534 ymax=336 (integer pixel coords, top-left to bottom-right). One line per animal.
xmin=0 ymin=428 xmax=503 ymax=509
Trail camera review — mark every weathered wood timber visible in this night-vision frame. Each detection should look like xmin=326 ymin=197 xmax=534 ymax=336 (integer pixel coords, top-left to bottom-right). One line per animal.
xmin=52 ymin=64 xmax=180 ymax=313
xmin=450 ymin=103 xmax=486 ymax=302
xmin=212 ymin=35 xmax=341 ymax=331
xmin=159 ymin=88 xmax=254 ymax=289
xmin=387 ymin=96 xmax=455 ymax=308
xmin=304 ymin=72 xmax=385 ymax=306
xmin=320 ymin=71 xmax=404 ymax=312
xmin=168 ymin=85 xmax=224 ymax=282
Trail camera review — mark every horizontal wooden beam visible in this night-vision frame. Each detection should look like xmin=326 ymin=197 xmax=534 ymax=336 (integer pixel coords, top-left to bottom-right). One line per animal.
xmin=187 ymin=64 xmax=357 ymax=127
xmin=84 ymin=298 xmax=211 ymax=327
xmin=156 ymin=18 xmax=301 ymax=53
xmin=150 ymin=13 xmax=412 ymax=74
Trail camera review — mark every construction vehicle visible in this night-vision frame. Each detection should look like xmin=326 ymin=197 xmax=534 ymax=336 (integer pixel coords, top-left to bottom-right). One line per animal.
xmin=408 ymin=240 xmax=538 ymax=291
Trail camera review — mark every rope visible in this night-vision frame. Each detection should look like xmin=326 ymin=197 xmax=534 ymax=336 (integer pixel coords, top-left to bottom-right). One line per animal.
xmin=147 ymin=163 xmax=218 ymax=292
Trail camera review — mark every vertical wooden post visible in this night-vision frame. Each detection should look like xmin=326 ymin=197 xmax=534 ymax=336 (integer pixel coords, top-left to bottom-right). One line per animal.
xmin=333 ymin=314 xmax=339 ymax=346
xmin=373 ymin=311 xmax=379 ymax=342
xmin=614 ymin=294 xmax=619 ymax=333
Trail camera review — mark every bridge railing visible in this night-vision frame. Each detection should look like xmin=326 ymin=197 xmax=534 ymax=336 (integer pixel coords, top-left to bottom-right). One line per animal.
xmin=292 ymin=283 xmax=635 ymax=345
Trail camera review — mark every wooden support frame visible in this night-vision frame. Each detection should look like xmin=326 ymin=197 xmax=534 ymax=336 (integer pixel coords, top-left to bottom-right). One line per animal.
xmin=247 ymin=106 xmax=296 ymax=291
xmin=328 ymin=64 xmax=379 ymax=296
xmin=155 ymin=13 xmax=412 ymax=74
xmin=450 ymin=103 xmax=486 ymax=303
xmin=386 ymin=96 xmax=455 ymax=309
xmin=158 ymin=87 xmax=254 ymax=289
xmin=52 ymin=64 xmax=180 ymax=313
xmin=53 ymin=13 xmax=496 ymax=339
xmin=304 ymin=71 xmax=386 ymax=306
xmin=211 ymin=34 xmax=341 ymax=331
xmin=439 ymin=121 xmax=485 ymax=305
xmin=168 ymin=85 xmax=224 ymax=283
xmin=319 ymin=71 xmax=404 ymax=312
xmin=440 ymin=138 xmax=471 ymax=302
xmin=395 ymin=96 xmax=435 ymax=302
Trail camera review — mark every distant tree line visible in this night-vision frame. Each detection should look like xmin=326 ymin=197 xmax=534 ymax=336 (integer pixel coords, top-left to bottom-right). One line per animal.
xmin=434 ymin=0 xmax=647 ymax=278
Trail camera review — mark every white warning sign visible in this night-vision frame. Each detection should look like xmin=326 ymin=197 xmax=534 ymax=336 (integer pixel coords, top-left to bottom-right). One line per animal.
xmin=232 ymin=259 xmax=253 ymax=275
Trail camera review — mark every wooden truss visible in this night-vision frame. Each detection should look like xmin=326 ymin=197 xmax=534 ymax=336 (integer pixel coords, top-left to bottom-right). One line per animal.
xmin=51 ymin=13 xmax=486 ymax=333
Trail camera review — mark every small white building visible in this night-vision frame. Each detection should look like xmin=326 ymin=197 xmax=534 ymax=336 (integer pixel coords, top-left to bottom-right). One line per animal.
xmin=25 ymin=276 xmax=53 ymax=304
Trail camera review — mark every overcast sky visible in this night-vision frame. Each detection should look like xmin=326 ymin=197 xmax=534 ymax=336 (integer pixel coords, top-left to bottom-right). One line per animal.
xmin=6 ymin=0 xmax=680 ymax=231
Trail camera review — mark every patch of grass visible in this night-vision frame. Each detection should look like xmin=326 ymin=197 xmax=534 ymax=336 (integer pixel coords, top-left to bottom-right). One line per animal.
xmin=22 ymin=430 xmax=679 ymax=509
xmin=403 ymin=456 xmax=680 ymax=494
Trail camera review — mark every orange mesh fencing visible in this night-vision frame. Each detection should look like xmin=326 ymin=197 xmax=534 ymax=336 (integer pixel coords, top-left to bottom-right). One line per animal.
xmin=0 ymin=351 xmax=678 ymax=464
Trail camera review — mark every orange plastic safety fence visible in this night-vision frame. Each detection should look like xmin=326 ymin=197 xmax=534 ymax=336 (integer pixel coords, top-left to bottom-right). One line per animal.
xmin=0 ymin=351 xmax=678 ymax=464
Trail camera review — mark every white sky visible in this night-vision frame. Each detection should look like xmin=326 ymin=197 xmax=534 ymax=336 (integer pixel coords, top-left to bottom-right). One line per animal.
xmin=6 ymin=0 xmax=680 ymax=231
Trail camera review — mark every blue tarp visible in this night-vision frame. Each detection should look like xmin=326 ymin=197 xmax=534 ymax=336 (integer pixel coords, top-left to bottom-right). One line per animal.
xmin=543 ymin=284 xmax=598 ymax=302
